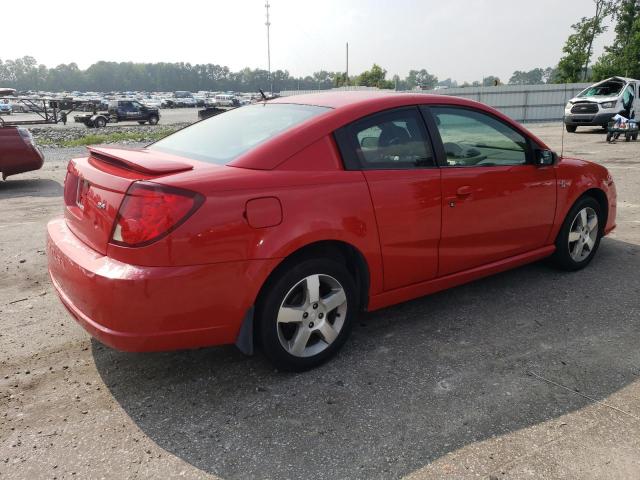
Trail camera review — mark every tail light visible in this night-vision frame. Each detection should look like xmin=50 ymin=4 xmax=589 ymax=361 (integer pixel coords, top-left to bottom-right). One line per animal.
xmin=111 ymin=182 xmax=204 ymax=247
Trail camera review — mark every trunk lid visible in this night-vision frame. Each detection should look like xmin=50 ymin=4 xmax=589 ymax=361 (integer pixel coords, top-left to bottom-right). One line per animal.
xmin=63 ymin=147 xmax=193 ymax=255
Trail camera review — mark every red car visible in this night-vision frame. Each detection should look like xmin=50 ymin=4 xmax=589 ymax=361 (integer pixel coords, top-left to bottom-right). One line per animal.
xmin=47 ymin=92 xmax=617 ymax=371
xmin=0 ymin=127 xmax=44 ymax=179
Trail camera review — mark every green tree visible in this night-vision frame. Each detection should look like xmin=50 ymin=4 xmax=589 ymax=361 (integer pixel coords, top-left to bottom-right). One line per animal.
xmin=405 ymin=69 xmax=438 ymax=90
xmin=557 ymin=0 xmax=613 ymax=82
xmin=593 ymin=0 xmax=640 ymax=79
xmin=355 ymin=64 xmax=393 ymax=89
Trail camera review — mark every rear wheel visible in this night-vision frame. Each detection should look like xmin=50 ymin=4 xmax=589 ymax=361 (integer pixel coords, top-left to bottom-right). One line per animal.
xmin=94 ymin=117 xmax=106 ymax=128
xmin=258 ymin=258 xmax=358 ymax=371
xmin=148 ymin=115 xmax=159 ymax=125
xmin=565 ymin=125 xmax=577 ymax=133
xmin=551 ymin=196 xmax=603 ymax=271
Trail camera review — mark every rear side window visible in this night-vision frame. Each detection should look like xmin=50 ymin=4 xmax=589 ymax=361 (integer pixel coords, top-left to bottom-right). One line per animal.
xmin=335 ymin=107 xmax=435 ymax=170
xmin=429 ymin=107 xmax=529 ymax=167
xmin=149 ymin=103 xmax=330 ymax=164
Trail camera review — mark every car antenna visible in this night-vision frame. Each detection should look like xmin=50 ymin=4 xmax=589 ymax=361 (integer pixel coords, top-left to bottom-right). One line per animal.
xmin=560 ymin=83 xmax=567 ymax=159
xmin=259 ymin=89 xmax=267 ymax=102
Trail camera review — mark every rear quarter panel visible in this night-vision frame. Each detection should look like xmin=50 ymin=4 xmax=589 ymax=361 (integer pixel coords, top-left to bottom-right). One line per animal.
xmin=106 ymin=136 xmax=385 ymax=295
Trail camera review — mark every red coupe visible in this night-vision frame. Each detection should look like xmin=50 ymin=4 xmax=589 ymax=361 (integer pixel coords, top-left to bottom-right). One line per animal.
xmin=0 ymin=127 xmax=44 ymax=180
xmin=47 ymin=92 xmax=616 ymax=371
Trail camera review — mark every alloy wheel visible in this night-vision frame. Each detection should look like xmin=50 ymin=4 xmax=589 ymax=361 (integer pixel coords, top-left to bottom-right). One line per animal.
xmin=276 ymin=274 xmax=348 ymax=358
xmin=568 ymin=207 xmax=598 ymax=262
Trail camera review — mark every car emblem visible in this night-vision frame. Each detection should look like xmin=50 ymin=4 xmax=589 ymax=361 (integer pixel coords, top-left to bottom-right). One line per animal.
xmin=97 ymin=201 xmax=107 ymax=210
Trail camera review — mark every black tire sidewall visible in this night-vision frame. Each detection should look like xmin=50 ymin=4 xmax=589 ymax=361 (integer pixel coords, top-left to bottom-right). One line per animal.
xmin=258 ymin=258 xmax=358 ymax=372
xmin=553 ymin=196 xmax=603 ymax=271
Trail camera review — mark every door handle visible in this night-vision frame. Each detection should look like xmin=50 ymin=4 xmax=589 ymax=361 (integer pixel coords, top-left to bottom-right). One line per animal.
xmin=456 ymin=185 xmax=473 ymax=197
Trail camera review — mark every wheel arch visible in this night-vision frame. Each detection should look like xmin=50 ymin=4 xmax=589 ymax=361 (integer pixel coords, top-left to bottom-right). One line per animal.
xmin=235 ymin=239 xmax=371 ymax=355
xmin=258 ymin=239 xmax=370 ymax=313
xmin=579 ymin=188 xmax=608 ymax=232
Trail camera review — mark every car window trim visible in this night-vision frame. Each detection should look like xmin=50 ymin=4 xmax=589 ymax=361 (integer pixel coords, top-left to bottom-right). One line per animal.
xmin=333 ymin=105 xmax=438 ymax=171
xmin=420 ymin=105 xmax=535 ymax=168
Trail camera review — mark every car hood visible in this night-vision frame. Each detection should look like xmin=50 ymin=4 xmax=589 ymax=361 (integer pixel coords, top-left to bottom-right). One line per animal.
xmin=570 ymin=95 xmax=618 ymax=104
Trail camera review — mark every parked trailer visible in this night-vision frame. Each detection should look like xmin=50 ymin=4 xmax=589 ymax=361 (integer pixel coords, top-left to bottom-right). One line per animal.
xmin=0 ymin=90 xmax=101 ymax=127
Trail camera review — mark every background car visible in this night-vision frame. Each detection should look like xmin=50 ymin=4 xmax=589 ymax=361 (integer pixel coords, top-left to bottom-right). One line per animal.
xmin=0 ymin=99 xmax=13 ymax=115
xmin=0 ymin=127 xmax=44 ymax=179
xmin=47 ymin=92 xmax=616 ymax=371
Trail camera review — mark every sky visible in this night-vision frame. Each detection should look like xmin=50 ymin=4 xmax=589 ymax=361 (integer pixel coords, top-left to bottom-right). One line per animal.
xmin=4 ymin=0 xmax=615 ymax=83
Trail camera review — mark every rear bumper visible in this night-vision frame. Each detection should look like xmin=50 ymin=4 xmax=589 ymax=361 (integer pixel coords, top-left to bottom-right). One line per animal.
xmin=565 ymin=112 xmax=615 ymax=127
xmin=47 ymin=217 xmax=278 ymax=352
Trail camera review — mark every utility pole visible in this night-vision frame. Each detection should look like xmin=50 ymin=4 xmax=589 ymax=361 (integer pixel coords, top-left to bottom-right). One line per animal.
xmin=345 ymin=42 xmax=349 ymax=87
xmin=265 ymin=2 xmax=272 ymax=94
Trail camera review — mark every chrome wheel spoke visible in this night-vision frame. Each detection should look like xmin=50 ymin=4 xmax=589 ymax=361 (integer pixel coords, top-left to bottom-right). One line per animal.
xmin=278 ymin=306 xmax=305 ymax=324
xmin=568 ymin=230 xmax=581 ymax=242
xmin=305 ymin=275 xmax=321 ymax=304
xmin=321 ymin=289 xmax=347 ymax=312
xmin=579 ymin=209 xmax=588 ymax=228
xmin=587 ymin=215 xmax=598 ymax=232
xmin=289 ymin=326 xmax=312 ymax=356
xmin=572 ymin=241 xmax=584 ymax=259
xmin=318 ymin=322 xmax=338 ymax=344
xmin=585 ymin=235 xmax=595 ymax=250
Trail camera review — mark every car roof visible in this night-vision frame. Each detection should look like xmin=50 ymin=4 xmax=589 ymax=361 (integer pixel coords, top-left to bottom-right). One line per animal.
xmin=270 ymin=90 xmax=447 ymax=109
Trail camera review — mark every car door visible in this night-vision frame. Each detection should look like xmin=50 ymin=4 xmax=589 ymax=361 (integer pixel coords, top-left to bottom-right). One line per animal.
xmin=334 ymin=106 xmax=441 ymax=291
xmin=422 ymin=106 xmax=556 ymax=276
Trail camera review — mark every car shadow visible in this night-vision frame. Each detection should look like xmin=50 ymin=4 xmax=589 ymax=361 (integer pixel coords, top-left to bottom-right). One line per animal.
xmin=93 ymin=238 xmax=640 ymax=479
xmin=0 ymin=178 xmax=62 ymax=198
xmin=574 ymin=128 xmax=608 ymax=135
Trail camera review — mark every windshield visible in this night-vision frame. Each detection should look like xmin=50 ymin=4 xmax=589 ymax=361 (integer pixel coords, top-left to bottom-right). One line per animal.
xmin=148 ymin=103 xmax=330 ymax=164
xmin=578 ymin=80 xmax=625 ymax=98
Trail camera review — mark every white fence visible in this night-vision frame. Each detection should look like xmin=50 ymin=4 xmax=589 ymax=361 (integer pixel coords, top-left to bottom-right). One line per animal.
xmin=280 ymin=83 xmax=592 ymax=123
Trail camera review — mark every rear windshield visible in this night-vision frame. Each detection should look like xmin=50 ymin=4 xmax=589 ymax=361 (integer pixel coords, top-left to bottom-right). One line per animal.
xmin=148 ymin=103 xmax=330 ymax=164
xmin=578 ymin=80 xmax=625 ymax=98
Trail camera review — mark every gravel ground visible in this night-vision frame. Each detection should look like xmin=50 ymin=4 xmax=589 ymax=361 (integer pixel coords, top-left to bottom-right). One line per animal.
xmin=30 ymin=125 xmax=187 ymax=148
xmin=1 ymin=124 xmax=639 ymax=479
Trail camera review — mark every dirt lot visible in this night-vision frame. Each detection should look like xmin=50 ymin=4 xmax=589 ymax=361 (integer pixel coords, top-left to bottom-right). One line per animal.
xmin=1 ymin=124 xmax=639 ymax=479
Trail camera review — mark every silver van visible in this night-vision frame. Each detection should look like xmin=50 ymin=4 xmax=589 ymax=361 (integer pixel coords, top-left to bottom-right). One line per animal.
xmin=564 ymin=76 xmax=639 ymax=132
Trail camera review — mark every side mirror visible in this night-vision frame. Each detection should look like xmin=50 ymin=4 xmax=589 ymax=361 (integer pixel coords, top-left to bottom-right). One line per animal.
xmin=535 ymin=149 xmax=557 ymax=166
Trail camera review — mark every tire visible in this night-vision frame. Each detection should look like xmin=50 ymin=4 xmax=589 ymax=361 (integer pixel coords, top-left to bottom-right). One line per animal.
xmin=550 ymin=196 xmax=603 ymax=271
xmin=94 ymin=117 xmax=106 ymax=128
xmin=606 ymin=132 xmax=613 ymax=143
xmin=148 ymin=115 xmax=159 ymax=125
xmin=565 ymin=125 xmax=577 ymax=133
xmin=257 ymin=257 xmax=358 ymax=371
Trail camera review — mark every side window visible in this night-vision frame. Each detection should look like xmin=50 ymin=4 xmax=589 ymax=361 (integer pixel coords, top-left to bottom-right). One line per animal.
xmin=337 ymin=107 xmax=435 ymax=170
xmin=622 ymin=85 xmax=634 ymax=109
xmin=429 ymin=107 xmax=529 ymax=167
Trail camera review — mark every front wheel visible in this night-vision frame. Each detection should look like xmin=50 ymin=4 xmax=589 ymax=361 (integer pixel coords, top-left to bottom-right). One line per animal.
xmin=94 ymin=117 xmax=106 ymax=128
xmin=565 ymin=124 xmax=577 ymax=133
xmin=258 ymin=258 xmax=358 ymax=371
xmin=551 ymin=196 xmax=603 ymax=271
xmin=148 ymin=115 xmax=159 ymax=125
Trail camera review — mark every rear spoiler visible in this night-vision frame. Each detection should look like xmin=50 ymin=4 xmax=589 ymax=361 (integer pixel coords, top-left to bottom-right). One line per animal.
xmin=88 ymin=146 xmax=193 ymax=175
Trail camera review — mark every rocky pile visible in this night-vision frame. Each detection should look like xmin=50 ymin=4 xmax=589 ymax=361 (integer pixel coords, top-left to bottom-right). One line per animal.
xmin=30 ymin=123 xmax=188 ymax=148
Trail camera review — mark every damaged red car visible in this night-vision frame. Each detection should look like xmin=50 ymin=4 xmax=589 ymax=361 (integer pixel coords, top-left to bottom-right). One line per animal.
xmin=47 ymin=92 xmax=616 ymax=371
xmin=0 ymin=127 xmax=44 ymax=180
